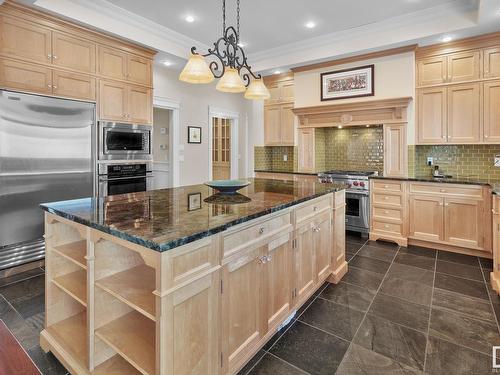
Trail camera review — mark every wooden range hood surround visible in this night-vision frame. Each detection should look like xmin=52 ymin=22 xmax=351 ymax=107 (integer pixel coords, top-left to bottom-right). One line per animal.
xmin=292 ymin=97 xmax=413 ymax=177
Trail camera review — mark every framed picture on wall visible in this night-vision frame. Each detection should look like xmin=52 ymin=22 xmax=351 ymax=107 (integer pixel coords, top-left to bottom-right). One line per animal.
xmin=187 ymin=192 xmax=202 ymax=211
xmin=187 ymin=126 xmax=202 ymax=144
xmin=320 ymin=64 xmax=374 ymax=101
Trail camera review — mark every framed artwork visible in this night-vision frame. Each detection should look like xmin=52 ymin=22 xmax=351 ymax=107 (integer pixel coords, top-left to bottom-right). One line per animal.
xmin=187 ymin=192 xmax=202 ymax=211
xmin=320 ymin=64 xmax=374 ymax=101
xmin=187 ymin=126 xmax=202 ymax=144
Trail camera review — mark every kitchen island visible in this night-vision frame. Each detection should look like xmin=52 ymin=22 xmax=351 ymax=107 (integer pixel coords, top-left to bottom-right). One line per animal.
xmin=39 ymin=178 xmax=346 ymax=375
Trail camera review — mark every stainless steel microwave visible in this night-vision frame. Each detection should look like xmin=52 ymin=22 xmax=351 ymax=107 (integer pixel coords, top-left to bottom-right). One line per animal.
xmin=98 ymin=121 xmax=152 ymax=160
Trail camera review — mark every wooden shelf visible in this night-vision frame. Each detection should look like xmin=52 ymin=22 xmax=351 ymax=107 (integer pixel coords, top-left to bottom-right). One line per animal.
xmin=95 ymin=264 xmax=155 ymax=321
xmin=52 ymin=240 xmax=87 ymax=269
xmin=93 ymin=354 xmax=142 ymax=375
xmin=45 ymin=312 xmax=88 ymax=366
xmin=53 ymin=270 xmax=87 ymax=306
xmin=95 ymin=311 xmax=155 ymax=375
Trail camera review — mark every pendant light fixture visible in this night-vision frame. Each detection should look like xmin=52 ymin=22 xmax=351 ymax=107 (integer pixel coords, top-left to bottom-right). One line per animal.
xmin=179 ymin=0 xmax=270 ymax=100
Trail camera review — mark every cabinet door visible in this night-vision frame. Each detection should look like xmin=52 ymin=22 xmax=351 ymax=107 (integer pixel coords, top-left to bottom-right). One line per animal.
xmin=484 ymin=48 xmax=500 ymax=79
xmin=52 ymin=70 xmax=96 ymax=101
xmin=294 ymin=223 xmax=315 ymax=306
xmin=447 ymin=51 xmax=480 ymax=83
xmin=417 ymin=57 xmax=447 ymax=86
xmin=263 ymin=234 xmax=291 ymax=332
xmin=127 ymin=55 xmax=152 ymax=86
xmin=222 ymin=246 xmax=264 ymax=374
xmin=0 ymin=59 xmax=52 ymax=95
xmin=0 ymin=16 xmax=52 ymax=64
xmin=128 ymin=85 xmax=152 ymax=124
xmin=409 ymin=195 xmax=443 ymax=242
xmin=98 ymin=80 xmax=126 ymax=121
xmin=264 ymin=82 xmax=280 ymax=105
xmin=280 ymin=103 xmax=295 ymax=145
xmin=447 ymin=83 xmax=480 ymax=143
xmin=444 ymin=198 xmax=482 ymax=249
xmin=298 ymin=128 xmax=315 ymax=173
xmin=313 ymin=211 xmax=332 ymax=283
xmin=417 ymin=87 xmax=447 ymax=144
xmin=483 ymin=81 xmax=500 ymax=142
xmin=164 ymin=272 xmax=220 ymax=375
xmin=281 ymin=81 xmax=294 ymax=103
xmin=98 ymin=46 xmax=127 ymax=81
xmin=383 ymin=124 xmax=406 ymax=177
xmin=51 ymin=32 xmax=96 ymax=74
xmin=264 ymin=105 xmax=282 ymax=145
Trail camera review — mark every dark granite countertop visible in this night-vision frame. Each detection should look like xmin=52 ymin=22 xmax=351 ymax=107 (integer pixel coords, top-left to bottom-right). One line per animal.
xmin=254 ymin=170 xmax=319 ymax=176
xmin=370 ymin=175 xmax=500 ymax=195
xmin=40 ymin=178 xmax=345 ymax=252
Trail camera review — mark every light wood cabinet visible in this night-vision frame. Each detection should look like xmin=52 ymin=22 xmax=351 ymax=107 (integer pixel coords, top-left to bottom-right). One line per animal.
xmin=0 ymin=59 xmax=52 ymax=94
xmin=52 ymin=32 xmax=96 ymax=74
xmin=491 ymin=195 xmax=500 ymax=294
xmin=417 ymin=87 xmax=447 ymax=144
xmin=293 ymin=223 xmax=315 ymax=305
xmin=98 ymin=46 xmax=127 ymax=81
xmin=383 ymin=124 xmax=407 ymax=177
xmin=409 ymin=195 xmax=444 ymax=242
xmin=280 ymin=103 xmax=295 ymax=145
xmin=281 ymin=80 xmax=294 ymax=103
xmin=52 ymin=70 xmax=96 ymax=101
xmin=484 ymin=48 xmax=500 ymax=78
xmin=483 ymin=80 xmax=500 ymax=142
xmin=313 ymin=210 xmax=332 ymax=282
xmin=417 ymin=56 xmax=447 ymax=86
xmin=263 ymin=105 xmax=281 ymax=145
xmin=0 ymin=15 xmax=52 ymax=64
xmin=264 ymin=77 xmax=294 ymax=105
xmin=447 ymin=83 xmax=480 ymax=143
xmin=99 ymin=80 xmax=152 ymax=123
xmin=447 ymin=51 xmax=480 ymax=83
xmin=127 ymin=55 xmax=152 ymax=86
xmin=297 ymin=128 xmax=315 ymax=173
xmin=444 ymin=197 xmax=482 ymax=249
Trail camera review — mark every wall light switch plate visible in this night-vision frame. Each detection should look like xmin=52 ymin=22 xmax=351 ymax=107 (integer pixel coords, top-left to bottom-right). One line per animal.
xmin=283 ymin=154 xmax=288 ymax=162
xmin=495 ymin=155 xmax=500 ymax=167
xmin=159 ymin=144 xmax=166 ymax=150
xmin=160 ymin=127 xmax=167 ymax=135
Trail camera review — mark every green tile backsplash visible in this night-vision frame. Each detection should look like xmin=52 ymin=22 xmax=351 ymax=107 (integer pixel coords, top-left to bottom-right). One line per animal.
xmin=254 ymin=146 xmax=296 ymax=172
xmin=412 ymin=145 xmax=500 ymax=179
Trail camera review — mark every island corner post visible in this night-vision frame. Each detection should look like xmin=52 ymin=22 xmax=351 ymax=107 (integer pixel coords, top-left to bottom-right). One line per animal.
xmin=39 ymin=181 xmax=346 ymax=375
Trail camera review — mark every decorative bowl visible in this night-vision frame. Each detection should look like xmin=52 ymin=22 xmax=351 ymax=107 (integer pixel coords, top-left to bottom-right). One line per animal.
xmin=204 ymin=192 xmax=251 ymax=205
xmin=204 ymin=179 xmax=251 ymax=194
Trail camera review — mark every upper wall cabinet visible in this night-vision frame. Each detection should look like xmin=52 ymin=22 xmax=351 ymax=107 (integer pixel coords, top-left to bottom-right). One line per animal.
xmin=52 ymin=32 xmax=96 ymax=73
xmin=98 ymin=46 xmax=152 ymax=86
xmin=264 ymin=75 xmax=294 ymax=105
xmin=416 ymin=33 xmax=500 ymax=144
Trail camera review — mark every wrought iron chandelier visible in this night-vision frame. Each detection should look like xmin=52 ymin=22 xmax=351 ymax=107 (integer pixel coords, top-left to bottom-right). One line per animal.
xmin=179 ymin=0 xmax=270 ymax=100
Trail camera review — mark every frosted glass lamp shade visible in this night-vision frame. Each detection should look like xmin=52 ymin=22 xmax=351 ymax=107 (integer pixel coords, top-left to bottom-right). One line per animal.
xmin=216 ymin=67 xmax=246 ymax=93
xmin=179 ymin=54 xmax=214 ymax=84
xmin=244 ymin=78 xmax=270 ymax=100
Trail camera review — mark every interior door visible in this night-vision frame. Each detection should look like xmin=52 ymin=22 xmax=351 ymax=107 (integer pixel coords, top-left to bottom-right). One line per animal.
xmin=409 ymin=195 xmax=443 ymax=242
xmin=212 ymin=117 xmax=231 ymax=180
xmin=263 ymin=234 xmax=291 ymax=332
xmin=444 ymin=197 xmax=482 ymax=249
xmin=222 ymin=245 xmax=264 ymax=374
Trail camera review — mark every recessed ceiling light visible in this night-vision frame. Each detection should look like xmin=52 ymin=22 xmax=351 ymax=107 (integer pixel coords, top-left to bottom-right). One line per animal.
xmin=185 ymin=15 xmax=195 ymax=23
xmin=273 ymin=70 xmax=281 ymax=75
xmin=338 ymin=126 xmax=342 ymax=129
xmin=305 ymin=21 xmax=316 ymax=29
xmin=162 ymin=61 xmax=172 ymax=67
xmin=366 ymin=125 xmax=370 ymax=128
xmin=441 ymin=35 xmax=452 ymax=43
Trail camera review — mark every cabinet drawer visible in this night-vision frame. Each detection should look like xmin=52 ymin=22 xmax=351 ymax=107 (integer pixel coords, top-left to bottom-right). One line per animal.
xmin=373 ymin=207 xmax=403 ymax=221
xmin=372 ymin=220 xmax=403 ymax=235
xmin=409 ymin=183 xmax=482 ymax=198
xmin=295 ymin=195 xmax=331 ymax=224
xmin=223 ymin=212 xmax=291 ymax=257
xmin=372 ymin=180 xmax=404 ymax=193
xmin=372 ymin=193 xmax=403 ymax=207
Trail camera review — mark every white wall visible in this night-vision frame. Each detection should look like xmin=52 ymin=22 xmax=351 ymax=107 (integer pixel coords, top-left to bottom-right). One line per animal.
xmin=153 ymin=66 xmax=254 ymax=186
xmin=294 ymin=52 xmax=416 ymax=144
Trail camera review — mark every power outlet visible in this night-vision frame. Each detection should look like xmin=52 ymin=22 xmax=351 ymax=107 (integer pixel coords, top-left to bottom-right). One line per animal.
xmin=283 ymin=154 xmax=288 ymax=162
xmin=427 ymin=157 xmax=434 ymax=166
xmin=495 ymin=155 xmax=500 ymax=167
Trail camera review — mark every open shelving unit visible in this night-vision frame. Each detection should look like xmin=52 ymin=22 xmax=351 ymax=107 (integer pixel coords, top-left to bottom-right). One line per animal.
xmin=52 ymin=269 xmax=87 ymax=306
xmin=52 ymin=240 xmax=87 ymax=269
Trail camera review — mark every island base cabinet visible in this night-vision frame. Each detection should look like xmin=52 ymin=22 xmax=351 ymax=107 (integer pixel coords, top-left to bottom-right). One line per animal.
xmin=491 ymin=195 xmax=500 ymax=294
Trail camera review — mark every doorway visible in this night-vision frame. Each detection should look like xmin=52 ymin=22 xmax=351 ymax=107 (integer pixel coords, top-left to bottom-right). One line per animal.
xmin=212 ymin=117 xmax=231 ymax=180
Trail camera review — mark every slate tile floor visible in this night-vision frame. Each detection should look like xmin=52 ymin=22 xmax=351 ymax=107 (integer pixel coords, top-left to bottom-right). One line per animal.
xmin=1 ymin=234 xmax=500 ymax=374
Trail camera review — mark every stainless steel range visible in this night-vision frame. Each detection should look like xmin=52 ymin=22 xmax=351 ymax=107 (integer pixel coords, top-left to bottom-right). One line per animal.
xmin=318 ymin=170 xmax=378 ymax=234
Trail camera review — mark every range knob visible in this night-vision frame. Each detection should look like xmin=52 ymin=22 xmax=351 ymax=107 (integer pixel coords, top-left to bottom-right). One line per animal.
xmin=353 ymin=181 xmax=359 ymax=186
xmin=359 ymin=182 xmax=365 ymax=187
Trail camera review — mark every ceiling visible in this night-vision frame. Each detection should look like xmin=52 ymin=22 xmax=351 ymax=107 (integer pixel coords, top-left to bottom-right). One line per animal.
xmin=33 ymin=0 xmax=500 ymax=73
xmin=105 ymin=0 xmax=456 ymax=54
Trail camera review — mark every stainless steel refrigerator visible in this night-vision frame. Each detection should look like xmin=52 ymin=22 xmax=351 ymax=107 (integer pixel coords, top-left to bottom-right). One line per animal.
xmin=0 ymin=90 xmax=95 ymax=270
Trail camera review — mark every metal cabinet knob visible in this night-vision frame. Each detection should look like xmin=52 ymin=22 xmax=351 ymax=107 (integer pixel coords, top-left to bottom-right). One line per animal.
xmin=53 ymin=55 xmax=58 ymax=59
xmin=47 ymin=84 xmax=52 ymax=88
xmin=384 ymin=224 xmax=389 ymax=229
xmin=440 ymin=189 xmax=446 ymax=192
xmin=47 ymin=54 xmax=52 ymax=59
xmin=485 ymin=135 xmax=489 ymax=138
xmin=52 ymin=86 xmax=57 ymax=89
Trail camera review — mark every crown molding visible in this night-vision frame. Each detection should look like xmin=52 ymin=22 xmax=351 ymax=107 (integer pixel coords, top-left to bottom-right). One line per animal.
xmin=293 ymin=97 xmax=413 ymax=116
xmin=33 ymin=0 xmax=209 ymax=58
xmin=251 ymin=0 xmax=478 ymax=72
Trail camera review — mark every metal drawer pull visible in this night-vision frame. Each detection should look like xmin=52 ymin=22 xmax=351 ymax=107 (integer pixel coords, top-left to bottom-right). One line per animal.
xmin=440 ymin=189 xmax=446 ymax=192
xmin=259 ymin=227 xmax=265 ymax=234
xmin=266 ymin=255 xmax=272 ymax=262
xmin=53 ymin=55 xmax=58 ymax=59
xmin=47 ymin=54 xmax=52 ymax=59
xmin=384 ymin=224 xmax=390 ymax=229
xmin=313 ymin=226 xmax=321 ymax=232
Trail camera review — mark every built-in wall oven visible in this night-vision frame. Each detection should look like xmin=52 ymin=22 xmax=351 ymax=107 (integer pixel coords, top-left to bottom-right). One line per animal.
xmin=98 ymin=162 xmax=153 ymax=197
xmin=98 ymin=121 xmax=152 ymax=161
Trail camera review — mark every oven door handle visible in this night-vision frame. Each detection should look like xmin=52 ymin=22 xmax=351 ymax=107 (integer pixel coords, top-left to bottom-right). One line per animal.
xmin=98 ymin=174 xmax=154 ymax=182
xmin=345 ymin=190 xmax=369 ymax=196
